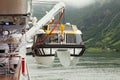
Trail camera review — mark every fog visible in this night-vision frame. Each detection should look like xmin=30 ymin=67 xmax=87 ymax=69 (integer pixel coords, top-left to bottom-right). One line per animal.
xmin=33 ymin=0 xmax=96 ymax=8
xmin=60 ymin=0 xmax=96 ymax=8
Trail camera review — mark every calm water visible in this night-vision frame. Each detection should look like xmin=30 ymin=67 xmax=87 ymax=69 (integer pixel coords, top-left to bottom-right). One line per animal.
xmin=26 ymin=52 xmax=120 ymax=80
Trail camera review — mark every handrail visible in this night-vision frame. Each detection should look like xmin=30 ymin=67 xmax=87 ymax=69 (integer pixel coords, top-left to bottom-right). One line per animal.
xmin=13 ymin=57 xmax=21 ymax=80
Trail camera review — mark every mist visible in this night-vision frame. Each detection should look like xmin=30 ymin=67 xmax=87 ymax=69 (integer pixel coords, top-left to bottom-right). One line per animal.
xmin=61 ymin=0 xmax=96 ymax=8
xmin=33 ymin=0 xmax=96 ymax=8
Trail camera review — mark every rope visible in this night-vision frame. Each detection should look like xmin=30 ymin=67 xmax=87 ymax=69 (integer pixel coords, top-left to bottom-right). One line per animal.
xmin=32 ymin=9 xmax=64 ymax=49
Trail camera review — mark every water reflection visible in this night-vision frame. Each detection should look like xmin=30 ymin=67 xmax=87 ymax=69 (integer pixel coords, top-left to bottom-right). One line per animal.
xmin=27 ymin=52 xmax=120 ymax=80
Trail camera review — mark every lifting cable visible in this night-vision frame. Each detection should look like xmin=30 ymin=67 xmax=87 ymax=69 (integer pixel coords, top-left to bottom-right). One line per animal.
xmin=32 ymin=9 xmax=64 ymax=49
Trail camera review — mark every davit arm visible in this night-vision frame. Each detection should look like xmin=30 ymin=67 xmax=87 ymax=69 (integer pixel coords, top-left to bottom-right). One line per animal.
xmin=15 ymin=2 xmax=65 ymax=56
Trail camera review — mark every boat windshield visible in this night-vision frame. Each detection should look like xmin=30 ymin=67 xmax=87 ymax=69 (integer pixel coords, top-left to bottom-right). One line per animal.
xmin=35 ymin=33 xmax=82 ymax=44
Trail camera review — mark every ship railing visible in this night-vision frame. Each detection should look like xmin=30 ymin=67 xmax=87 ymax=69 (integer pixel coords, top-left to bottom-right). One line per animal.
xmin=0 ymin=54 xmax=21 ymax=78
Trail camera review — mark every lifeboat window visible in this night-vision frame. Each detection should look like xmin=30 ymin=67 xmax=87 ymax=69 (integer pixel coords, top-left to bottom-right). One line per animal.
xmin=49 ymin=34 xmax=58 ymax=43
xmin=35 ymin=34 xmax=47 ymax=43
xmin=66 ymin=34 xmax=76 ymax=43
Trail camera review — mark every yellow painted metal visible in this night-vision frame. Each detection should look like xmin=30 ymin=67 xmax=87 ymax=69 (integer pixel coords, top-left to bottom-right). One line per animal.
xmin=59 ymin=24 xmax=65 ymax=32
xmin=44 ymin=24 xmax=78 ymax=34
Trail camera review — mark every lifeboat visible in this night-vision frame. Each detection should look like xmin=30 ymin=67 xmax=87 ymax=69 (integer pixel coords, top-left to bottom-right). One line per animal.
xmin=32 ymin=23 xmax=85 ymax=67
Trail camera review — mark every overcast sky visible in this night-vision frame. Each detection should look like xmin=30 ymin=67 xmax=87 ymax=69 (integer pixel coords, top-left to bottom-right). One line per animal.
xmin=33 ymin=0 xmax=96 ymax=8
xmin=61 ymin=0 xmax=96 ymax=7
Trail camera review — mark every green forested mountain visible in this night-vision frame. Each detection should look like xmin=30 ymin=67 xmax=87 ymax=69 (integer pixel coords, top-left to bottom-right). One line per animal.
xmin=32 ymin=0 xmax=120 ymax=51
xmin=64 ymin=0 xmax=120 ymax=51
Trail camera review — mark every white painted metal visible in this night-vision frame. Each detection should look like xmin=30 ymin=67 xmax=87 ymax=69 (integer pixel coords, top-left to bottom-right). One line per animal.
xmin=16 ymin=2 xmax=65 ymax=56
xmin=35 ymin=57 xmax=55 ymax=66
xmin=25 ymin=2 xmax=65 ymax=42
xmin=56 ymin=49 xmax=71 ymax=67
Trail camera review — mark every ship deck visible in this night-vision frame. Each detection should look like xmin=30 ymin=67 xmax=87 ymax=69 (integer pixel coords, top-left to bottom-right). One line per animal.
xmin=0 ymin=75 xmax=13 ymax=80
